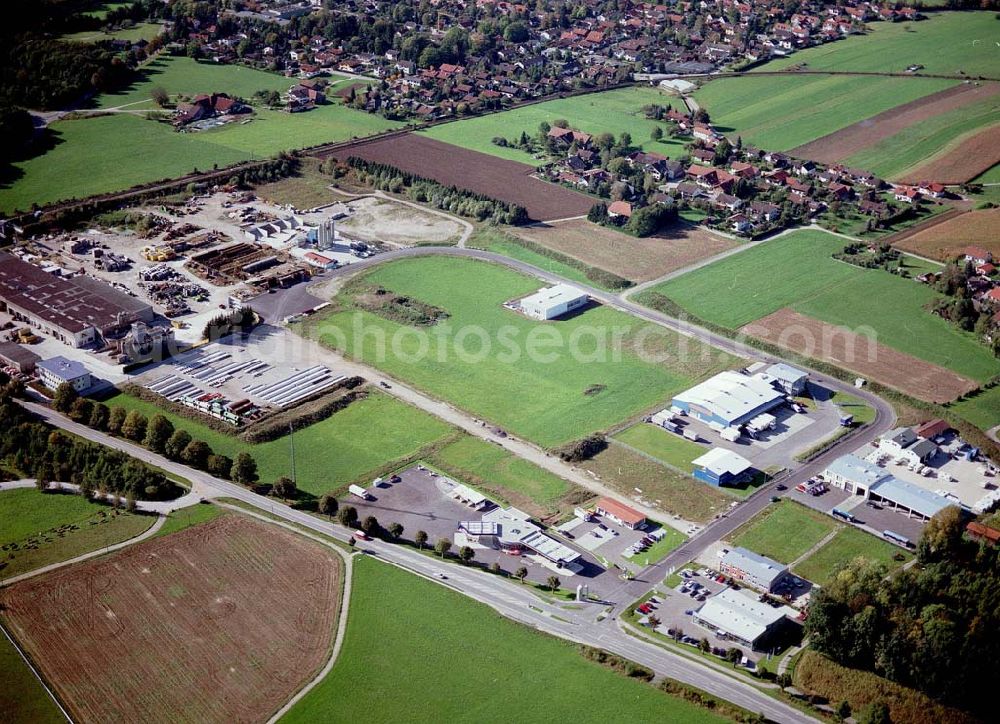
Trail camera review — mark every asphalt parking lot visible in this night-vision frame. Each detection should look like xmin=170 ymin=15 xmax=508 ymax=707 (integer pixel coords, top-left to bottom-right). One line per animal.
xmin=560 ymin=516 xmax=665 ymax=571
xmin=342 ymin=465 xmax=619 ymax=593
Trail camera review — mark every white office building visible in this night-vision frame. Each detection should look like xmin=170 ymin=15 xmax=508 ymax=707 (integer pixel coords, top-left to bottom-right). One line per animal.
xmin=520 ymin=284 xmax=589 ymax=320
xmin=37 ymin=356 xmax=92 ymax=393
xmin=693 ymin=588 xmax=789 ymax=650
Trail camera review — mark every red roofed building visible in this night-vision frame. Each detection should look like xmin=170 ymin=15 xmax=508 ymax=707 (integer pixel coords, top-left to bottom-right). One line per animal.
xmin=914 ymin=418 xmax=950 ymax=440
xmin=595 ymin=497 xmax=646 ymax=529
xmin=966 ymin=522 xmax=1000 ymax=547
xmin=608 ymin=200 xmax=633 ymax=218
xmin=964 ymin=246 xmax=993 ymax=265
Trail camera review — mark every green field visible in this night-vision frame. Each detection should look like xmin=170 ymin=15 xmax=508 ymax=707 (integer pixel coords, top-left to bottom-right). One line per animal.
xmin=0 ymin=488 xmax=156 ymax=579
xmin=694 ymin=74 xmax=955 ymax=151
xmin=793 ymin=526 xmax=911 ymax=586
xmin=421 ymin=87 xmax=689 ymax=164
xmin=845 ymin=97 xmax=1000 ymax=179
xmin=104 ymin=391 xmax=453 ymax=496
xmin=427 ymin=436 xmax=578 ymax=513
xmin=650 ymin=228 xmax=1000 ymax=382
xmin=972 ymin=163 xmax=1000 ymax=184
xmin=0 ymin=57 xmax=400 ymax=213
xmin=613 ymin=423 xmax=706 ymax=470
xmin=282 ymin=556 xmax=727 ymax=724
xmin=470 ymin=228 xmax=597 ymax=287
xmin=81 ymin=1 xmax=134 ymax=19
xmin=63 ymin=22 xmax=164 ymax=44
xmin=759 ymin=12 xmax=1000 ymax=78
xmin=950 ymin=385 xmax=1000 ymax=432
xmin=0 ymin=631 xmax=64 ymax=724
xmin=299 ymin=256 xmax=736 ymax=447
xmin=830 ymin=392 xmax=876 ymax=425
xmin=730 ymin=501 xmax=837 ymax=564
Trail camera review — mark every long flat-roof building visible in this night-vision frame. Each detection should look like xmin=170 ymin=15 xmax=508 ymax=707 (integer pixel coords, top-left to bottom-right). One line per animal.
xmin=720 ymin=547 xmax=788 ymax=592
xmin=693 ymin=588 xmax=789 ymax=650
xmin=594 ymin=497 xmax=646 ymax=529
xmin=520 ymin=283 xmax=589 ymax=320
xmin=692 ymin=448 xmax=754 ymax=487
xmin=672 ymin=371 xmax=785 ymax=429
xmin=0 ymin=252 xmax=152 ymax=348
xmin=37 ymin=356 xmax=92 ymax=393
xmin=0 ymin=342 xmax=40 ymax=374
xmin=823 ymin=454 xmax=952 ymax=521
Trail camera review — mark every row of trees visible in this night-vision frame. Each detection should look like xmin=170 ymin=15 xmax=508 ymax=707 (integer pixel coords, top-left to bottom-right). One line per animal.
xmin=51 ymin=383 xmax=260 ymax=486
xmin=0 ymin=391 xmax=175 ymax=501
xmin=805 ymin=506 xmax=1000 ymax=717
xmin=346 ymin=157 xmax=529 ymax=225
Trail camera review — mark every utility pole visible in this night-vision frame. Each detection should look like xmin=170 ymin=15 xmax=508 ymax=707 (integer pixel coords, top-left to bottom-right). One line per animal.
xmin=288 ymin=421 xmax=296 ymax=484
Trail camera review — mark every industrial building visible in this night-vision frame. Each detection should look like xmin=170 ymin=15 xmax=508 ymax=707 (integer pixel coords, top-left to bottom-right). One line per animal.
xmin=37 ymin=356 xmax=92 ymax=393
xmin=459 ymin=507 xmax=581 ymax=568
xmin=760 ymin=363 xmax=808 ymax=396
xmin=879 ymin=427 xmax=938 ymax=466
xmin=693 ymin=588 xmax=789 ymax=650
xmin=594 ymin=497 xmax=646 ymax=529
xmin=0 ymin=252 xmax=153 ymax=348
xmin=720 ymin=547 xmax=788 ymax=592
xmin=692 ymin=448 xmax=755 ymax=487
xmin=671 ymin=370 xmax=785 ymax=430
xmin=519 ymin=284 xmax=589 ymax=320
xmin=0 ymin=342 xmax=40 ymax=374
xmin=822 ymin=454 xmax=952 ymax=521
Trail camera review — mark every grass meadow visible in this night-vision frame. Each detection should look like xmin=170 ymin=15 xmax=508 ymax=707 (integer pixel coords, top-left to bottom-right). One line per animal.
xmin=0 ymin=57 xmax=400 ymax=213
xmin=421 ymin=86 xmax=690 ymax=164
xmin=0 ymin=631 xmax=65 ymax=724
xmin=613 ymin=423 xmax=707 ymax=470
xmin=730 ymin=501 xmax=838 ymax=564
xmin=104 ymin=390 xmax=453 ymax=496
xmin=758 ymin=12 xmax=1000 ymax=78
xmin=62 ymin=22 xmax=164 ymax=44
xmin=300 ymin=256 xmax=736 ymax=447
xmin=282 ymin=556 xmax=728 ymax=724
xmin=693 ymin=74 xmax=955 ymax=151
xmin=793 ymin=527 xmax=911 ymax=586
xmin=0 ymin=488 xmax=155 ymax=580
xmin=650 ymin=229 xmax=1000 ymax=382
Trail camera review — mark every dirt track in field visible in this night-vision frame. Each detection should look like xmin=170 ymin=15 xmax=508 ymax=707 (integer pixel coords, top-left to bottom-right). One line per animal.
xmin=742 ymin=308 xmax=979 ymax=403
xmin=788 ymin=83 xmax=1000 ymax=165
xmin=898 ymin=123 xmax=1000 ymax=184
xmin=321 ymin=133 xmax=594 ymax=221
xmin=512 ymin=219 xmax=736 ymax=282
xmin=0 ymin=515 xmax=342 ymax=724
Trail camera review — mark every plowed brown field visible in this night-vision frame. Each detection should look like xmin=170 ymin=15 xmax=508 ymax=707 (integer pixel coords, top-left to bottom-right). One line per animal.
xmin=899 ymin=124 xmax=1000 ymax=184
xmin=324 ymin=133 xmax=594 ymax=221
xmin=893 ymin=207 xmax=1000 ymax=261
xmin=0 ymin=515 xmax=342 ymax=724
xmin=789 ymin=83 xmax=1000 ymax=165
xmin=742 ymin=308 xmax=979 ymax=403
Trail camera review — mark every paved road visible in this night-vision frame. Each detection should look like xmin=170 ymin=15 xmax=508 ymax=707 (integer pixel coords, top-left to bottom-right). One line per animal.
xmin=21 ymin=399 xmax=816 ymax=723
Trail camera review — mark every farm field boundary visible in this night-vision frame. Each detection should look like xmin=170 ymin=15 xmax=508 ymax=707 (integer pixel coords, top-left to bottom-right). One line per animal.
xmin=898 ymin=122 xmax=1000 ymax=184
xmin=788 ymin=82 xmax=1000 ymax=164
xmin=891 ymin=208 xmax=1000 ymax=261
xmin=742 ymin=308 xmax=978 ymax=403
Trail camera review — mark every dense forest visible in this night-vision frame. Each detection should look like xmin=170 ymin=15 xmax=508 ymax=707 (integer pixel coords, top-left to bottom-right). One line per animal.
xmin=805 ymin=506 xmax=1000 ymax=718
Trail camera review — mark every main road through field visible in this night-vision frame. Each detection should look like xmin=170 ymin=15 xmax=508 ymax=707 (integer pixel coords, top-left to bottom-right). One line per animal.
xmin=18 ymin=398 xmax=819 ymax=724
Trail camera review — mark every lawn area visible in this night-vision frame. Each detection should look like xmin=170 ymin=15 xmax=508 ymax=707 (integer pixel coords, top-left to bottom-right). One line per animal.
xmin=103 ymin=390 xmax=453 ymax=496
xmin=81 ymin=1 xmax=134 ymax=20
xmin=0 ymin=57 xmax=400 ymax=213
xmin=758 ymin=12 xmax=1000 ymax=78
xmin=282 ymin=556 xmax=727 ymax=724
xmin=830 ymin=392 xmax=876 ymax=425
xmin=613 ymin=423 xmax=706 ymax=470
xmin=651 ymin=228 xmax=1000 ymax=382
xmin=470 ymin=227 xmax=599 ymax=288
xmin=845 ymin=97 xmax=1000 ymax=179
xmin=580 ymin=444 xmax=730 ymax=523
xmin=793 ymin=526 xmax=911 ymax=586
xmin=972 ymin=163 xmax=1000 ymax=184
xmin=0 ymin=488 xmax=156 ymax=580
xmin=693 ymin=74 xmax=954 ymax=151
xmin=637 ymin=524 xmax=686 ymax=564
xmin=154 ymin=501 xmax=226 ymax=538
xmin=0 ymin=631 xmax=64 ymax=724
xmin=62 ymin=22 xmax=164 ymax=44
xmin=950 ymin=385 xmax=1000 ymax=431
xmin=426 ymin=436 xmax=580 ymax=515
xmin=299 ymin=256 xmax=736 ymax=447
xmin=421 ymin=87 xmax=689 ymax=164
xmin=729 ymin=501 xmax=837 ymax=564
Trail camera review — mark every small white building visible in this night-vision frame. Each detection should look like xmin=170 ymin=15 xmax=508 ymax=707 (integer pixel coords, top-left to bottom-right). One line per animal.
xmin=693 ymin=588 xmax=789 ymax=650
xmin=763 ymin=363 xmax=808 ymax=395
xmin=37 ymin=356 xmax=92 ymax=393
xmin=520 ymin=284 xmax=589 ymax=320
xmin=879 ymin=427 xmax=937 ymax=466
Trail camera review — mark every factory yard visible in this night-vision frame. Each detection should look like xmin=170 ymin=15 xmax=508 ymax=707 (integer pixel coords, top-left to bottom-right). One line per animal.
xmin=0 ymin=515 xmax=343 ymax=724
xmin=335 ymin=196 xmax=465 ymax=247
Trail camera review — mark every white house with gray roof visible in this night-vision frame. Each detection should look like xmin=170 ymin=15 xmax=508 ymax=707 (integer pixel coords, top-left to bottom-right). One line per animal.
xmin=720 ymin=547 xmax=788 ymax=592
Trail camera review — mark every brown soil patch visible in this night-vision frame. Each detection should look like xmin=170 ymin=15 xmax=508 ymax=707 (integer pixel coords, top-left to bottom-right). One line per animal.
xmin=789 ymin=83 xmax=1000 ymax=164
xmin=511 ymin=219 xmax=737 ymax=282
xmin=893 ymin=207 xmax=1000 ymax=261
xmin=321 ymin=133 xmax=594 ymax=222
xmin=899 ymin=123 xmax=1000 ymax=184
xmin=742 ymin=308 xmax=978 ymax=403
xmin=0 ymin=515 xmax=342 ymax=724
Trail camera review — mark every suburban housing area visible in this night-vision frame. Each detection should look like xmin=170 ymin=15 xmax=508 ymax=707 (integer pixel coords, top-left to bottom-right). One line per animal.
xmin=1 ymin=1 xmax=999 ymax=724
